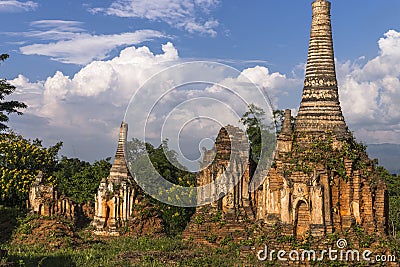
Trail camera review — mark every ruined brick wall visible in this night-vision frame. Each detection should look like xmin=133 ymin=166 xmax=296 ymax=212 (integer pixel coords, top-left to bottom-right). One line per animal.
xmin=183 ymin=125 xmax=257 ymax=242
xmin=197 ymin=125 xmax=255 ymax=218
xmin=28 ymin=171 xmax=81 ymax=221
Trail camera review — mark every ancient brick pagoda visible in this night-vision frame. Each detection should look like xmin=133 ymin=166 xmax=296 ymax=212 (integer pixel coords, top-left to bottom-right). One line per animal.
xmin=92 ymin=122 xmax=164 ymax=236
xmin=184 ymin=0 xmax=389 ymax=241
xmin=92 ymin=122 xmax=136 ymax=234
xmin=262 ymin=0 xmax=388 ymax=237
xmin=295 ymin=0 xmax=348 ymax=136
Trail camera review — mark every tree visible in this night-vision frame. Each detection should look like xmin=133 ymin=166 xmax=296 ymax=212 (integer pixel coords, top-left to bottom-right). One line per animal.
xmin=272 ymin=109 xmax=285 ymax=135
xmin=240 ymin=104 xmax=266 ymax=163
xmin=377 ymin=166 xmax=400 ymax=237
xmin=127 ymin=138 xmax=196 ymax=235
xmin=240 ymin=104 xmax=276 ymax=165
xmin=0 ymin=54 xmax=27 ymax=131
xmin=0 ymin=132 xmax=62 ymax=206
xmin=53 ymin=157 xmax=112 ymax=204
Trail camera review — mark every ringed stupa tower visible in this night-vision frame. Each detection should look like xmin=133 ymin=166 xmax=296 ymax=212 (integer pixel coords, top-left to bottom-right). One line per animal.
xmin=295 ymin=0 xmax=348 ymax=136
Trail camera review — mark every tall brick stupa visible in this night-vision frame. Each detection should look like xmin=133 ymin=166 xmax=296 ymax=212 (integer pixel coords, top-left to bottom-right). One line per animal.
xmin=257 ymin=0 xmax=389 ymax=238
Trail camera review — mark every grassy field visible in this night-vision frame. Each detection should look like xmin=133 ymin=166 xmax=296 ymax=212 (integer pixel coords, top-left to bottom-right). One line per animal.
xmin=0 ymin=206 xmax=262 ymax=267
xmin=1 ymin=206 xmax=399 ymax=267
xmin=3 ymin=235 xmax=257 ymax=267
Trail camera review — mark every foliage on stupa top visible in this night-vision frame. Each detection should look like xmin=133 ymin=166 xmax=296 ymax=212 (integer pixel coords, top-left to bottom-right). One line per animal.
xmin=282 ymin=132 xmax=375 ymax=181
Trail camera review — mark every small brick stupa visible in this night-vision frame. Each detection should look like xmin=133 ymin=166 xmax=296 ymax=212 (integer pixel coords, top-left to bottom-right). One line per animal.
xmin=93 ymin=122 xmax=163 ymax=236
xmin=93 ymin=122 xmax=137 ymax=234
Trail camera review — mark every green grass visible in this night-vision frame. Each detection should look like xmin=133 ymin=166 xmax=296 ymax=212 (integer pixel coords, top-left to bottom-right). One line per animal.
xmin=0 ymin=205 xmax=258 ymax=266
xmin=2 ymin=230 xmax=400 ymax=267
xmin=1 ymin=206 xmax=399 ymax=267
xmin=2 ymin=235 xmax=259 ymax=267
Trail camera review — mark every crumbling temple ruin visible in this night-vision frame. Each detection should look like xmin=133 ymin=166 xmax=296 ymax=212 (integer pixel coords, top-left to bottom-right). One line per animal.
xmin=183 ymin=125 xmax=259 ymax=241
xmin=197 ymin=125 xmax=256 ymax=220
xmin=29 ymin=122 xmax=163 ymax=235
xmin=29 ymin=171 xmax=79 ymax=220
xmin=185 ymin=0 xmax=389 ymax=241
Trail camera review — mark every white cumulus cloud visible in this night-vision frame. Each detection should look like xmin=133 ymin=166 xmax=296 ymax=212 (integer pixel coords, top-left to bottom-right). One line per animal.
xmin=20 ymin=30 xmax=166 ymax=65
xmin=337 ymin=29 xmax=400 ymax=144
xmin=9 ymin=43 xmax=180 ymax=160
xmin=9 ymin=42 xmax=294 ymax=162
xmin=9 ymin=28 xmax=400 ymax=162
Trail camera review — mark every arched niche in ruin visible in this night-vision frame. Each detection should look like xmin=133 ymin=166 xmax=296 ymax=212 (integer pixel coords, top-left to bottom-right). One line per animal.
xmin=38 ymin=204 xmax=43 ymax=216
xmin=104 ymin=205 xmax=110 ymax=228
xmin=294 ymin=200 xmax=310 ymax=238
xmin=217 ymin=192 xmax=225 ymax=211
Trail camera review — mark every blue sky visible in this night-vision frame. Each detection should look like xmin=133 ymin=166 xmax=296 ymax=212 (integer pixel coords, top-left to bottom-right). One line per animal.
xmin=2 ymin=1 xmax=400 ymax=78
xmin=1 ymin=0 xmax=400 ymax=163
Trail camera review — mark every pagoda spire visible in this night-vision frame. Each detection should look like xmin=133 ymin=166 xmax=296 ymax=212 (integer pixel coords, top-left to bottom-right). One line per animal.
xmin=294 ymin=0 xmax=348 ymax=136
xmin=108 ymin=122 xmax=130 ymax=182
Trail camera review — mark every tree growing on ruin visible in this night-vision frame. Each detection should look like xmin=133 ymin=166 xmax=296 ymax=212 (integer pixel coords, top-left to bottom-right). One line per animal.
xmin=240 ymin=104 xmax=276 ymax=165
